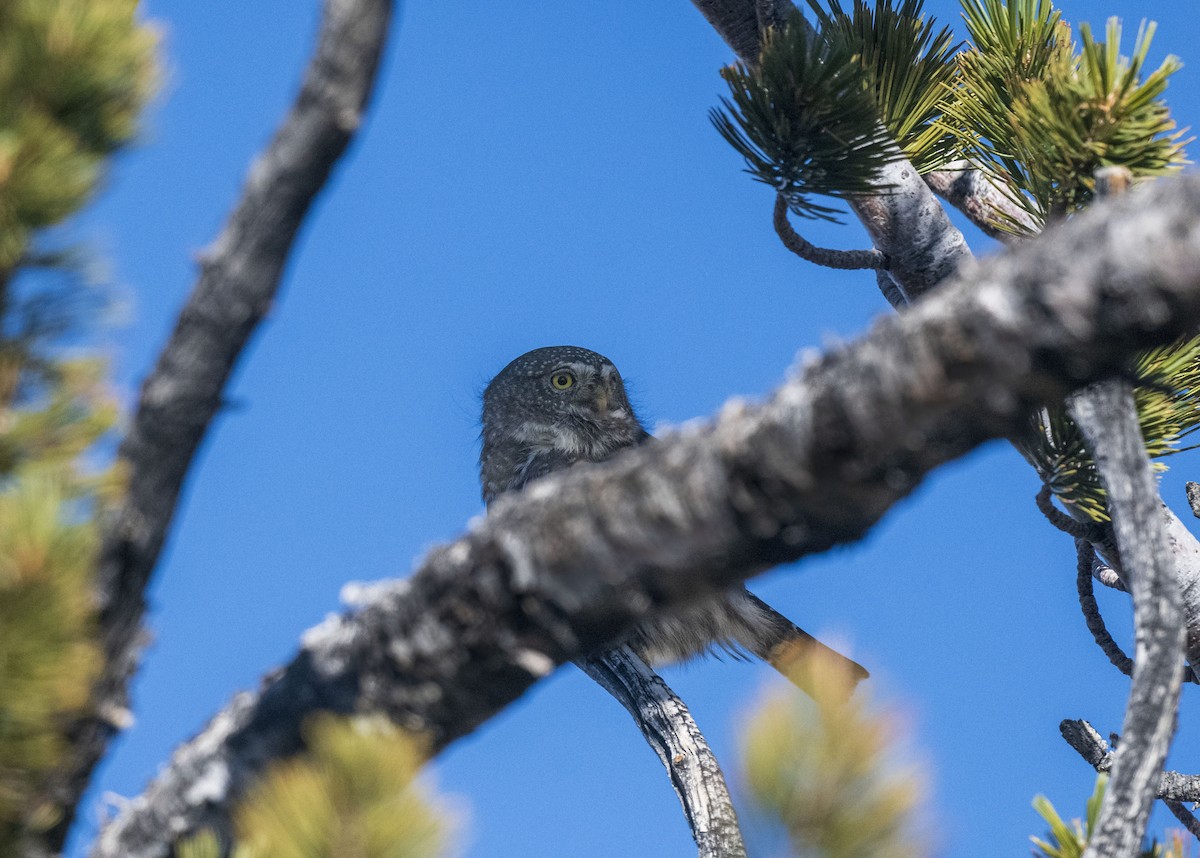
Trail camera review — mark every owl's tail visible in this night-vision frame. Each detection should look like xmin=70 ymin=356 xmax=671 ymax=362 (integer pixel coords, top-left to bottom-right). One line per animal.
xmin=628 ymin=587 xmax=868 ymax=698
xmin=735 ymin=590 xmax=869 ymax=697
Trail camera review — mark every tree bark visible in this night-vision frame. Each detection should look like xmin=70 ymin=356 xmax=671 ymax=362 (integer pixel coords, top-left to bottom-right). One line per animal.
xmin=1061 ymin=720 xmax=1200 ymax=803
xmin=91 ymin=175 xmax=1200 ymax=858
xmin=578 ymin=649 xmax=747 ymax=858
xmin=923 ymin=160 xmax=1039 ymax=240
xmin=1068 ymin=383 xmax=1185 ymax=858
xmin=41 ymin=0 xmax=395 ymax=851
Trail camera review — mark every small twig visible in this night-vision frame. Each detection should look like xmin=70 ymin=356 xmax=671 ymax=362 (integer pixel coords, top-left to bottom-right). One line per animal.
xmin=578 ymin=648 xmax=747 ymax=858
xmin=1186 ymin=482 xmax=1200 ymax=519
xmin=773 ymin=194 xmax=889 ymax=271
xmin=1037 ymin=484 xmax=1109 ymax=542
xmin=1163 ymin=800 xmax=1200 ymax=840
xmin=1060 ymin=719 xmax=1200 ymax=803
xmin=1061 ymin=719 xmax=1115 ymax=771
xmin=1091 ymin=555 xmax=1128 ymax=593
xmin=1075 ymin=540 xmax=1134 ymax=678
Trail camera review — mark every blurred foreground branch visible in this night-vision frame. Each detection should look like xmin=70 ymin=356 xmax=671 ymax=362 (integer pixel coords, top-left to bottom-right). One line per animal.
xmin=92 ymin=175 xmax=1200 ymax=857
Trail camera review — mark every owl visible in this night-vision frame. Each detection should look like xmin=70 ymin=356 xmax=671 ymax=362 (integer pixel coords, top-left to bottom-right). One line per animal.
xmin=480 ymin=345 xmax=866 ymax=681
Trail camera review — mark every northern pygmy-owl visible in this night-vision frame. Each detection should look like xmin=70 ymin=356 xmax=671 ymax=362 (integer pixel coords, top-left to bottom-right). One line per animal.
xmin=480 ymin=345 xmax=866 ymax=680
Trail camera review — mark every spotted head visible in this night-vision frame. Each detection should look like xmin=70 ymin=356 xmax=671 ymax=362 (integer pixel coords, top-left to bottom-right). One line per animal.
xmin=479 ymin=346 xmax=650 ymax=504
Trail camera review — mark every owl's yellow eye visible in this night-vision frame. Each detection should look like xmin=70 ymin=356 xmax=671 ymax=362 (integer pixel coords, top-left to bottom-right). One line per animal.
xmin=550 ymin=371 xmax=575 ymax=390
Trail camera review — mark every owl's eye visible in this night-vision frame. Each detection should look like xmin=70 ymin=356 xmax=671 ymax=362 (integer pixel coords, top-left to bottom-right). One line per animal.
xmin=550 ymin=371 xmax=576 ymax=390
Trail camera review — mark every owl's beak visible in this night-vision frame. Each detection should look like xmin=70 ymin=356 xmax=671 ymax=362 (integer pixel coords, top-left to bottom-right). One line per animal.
xmin=592 ymin=386 xmax=610 ymax=415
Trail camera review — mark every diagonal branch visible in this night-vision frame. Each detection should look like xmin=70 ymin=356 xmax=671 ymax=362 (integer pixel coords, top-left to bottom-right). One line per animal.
xmin=578 ymin=649 xmax=746 ymax=858
xmin=923 ymin=160 xmax=1040 ymax=241
xmin=91 ymin=175 xmax=1200 ymax=858
xmin=1067 ymin=380 xmax=1185 ymax=858
xmin=1060 ymin=720 xmax=1200 ymax=804
xmin=43 ymin=0 xmax=395 ymax=850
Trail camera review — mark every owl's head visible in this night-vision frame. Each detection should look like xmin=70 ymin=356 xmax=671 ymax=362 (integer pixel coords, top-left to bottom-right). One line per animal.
xmin=481 ymin=345 xmax=647 ymax=462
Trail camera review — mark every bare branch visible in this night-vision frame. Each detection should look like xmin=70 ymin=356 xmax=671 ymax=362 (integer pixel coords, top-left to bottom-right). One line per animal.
xmin=91 ymin=175 xmax=1200 ymax=858
xmin=45 ymin=0 xmax=395 ymax=848
xmin=1163 ymin=800 xmax=1200 ymax=841
xmin=578 ymin=649 xmax=746 ymax=858
xmin=773 ymin=195 xmax=889 ymax=271
xmin=1067 ymin=379 xmax=1185 ymax=858
xmin=923 ymin=161 xmax=1039 ymax=241
xmin=1060 ymin=720 xmax=1200 ymax=804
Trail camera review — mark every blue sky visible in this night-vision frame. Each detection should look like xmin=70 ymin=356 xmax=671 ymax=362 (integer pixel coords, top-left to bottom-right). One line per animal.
xmin=63 ymin=1 xmax=1200 ymax=855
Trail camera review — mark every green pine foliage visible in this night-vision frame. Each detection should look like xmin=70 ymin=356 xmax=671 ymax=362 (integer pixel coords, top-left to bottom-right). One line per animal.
xmin=1031 ymin=776 xmax=1185 ymax=858
xmin=804 ymin=1 xmax=960 ymax=172
xmin=944 ymin=1 xmax=1189 ymax=230
xmin=742 ymin=660 xmax=1189 ymax=858
xmin=741 ymin=651 xmax=926 ymax=858
xmin=1030 ymin=335 xmax=1200 ymax=521
xmin=0 ymin=0 xmax=156 ymax=847
xmin=0 ymin=359 xmax=118 ymax=847
xmin=178 ymin=715 xmax=449 ymax=858
xmin=710 ymin=1 xmax=959 ymax=222
xmin=0 ymin=0 xmax=158 ymax=272
xmin=712 ymin=13 xmax=898 ymax=222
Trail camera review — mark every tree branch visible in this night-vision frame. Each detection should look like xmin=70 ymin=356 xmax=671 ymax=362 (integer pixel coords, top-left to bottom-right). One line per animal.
xmin=1163 ymin=800 xmax=1200 ymax=841
xmin=1066 ymin=380 xmax=1185 ymax=858
xmin=773 ymin=194 xmax=889 ymax=271
xmin=577 ymin=649 xmax=746 ymax=858
xmin=44 ymin=0 xmax=395 ymax=849
xmin=923 ymin=160 xmax=1040 ymax=241
xmin=91 ymin=175 xmax=1200 ymax=858
xmin=1075 ymin=539 xmax=1134 ymax=678
xmin=1060 ymin=720 xmax=1200 ymax=804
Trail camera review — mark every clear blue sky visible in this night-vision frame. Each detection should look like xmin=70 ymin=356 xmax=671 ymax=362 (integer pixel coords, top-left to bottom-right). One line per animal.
xmin=64 ymin=1 xmax=1200 ymax=854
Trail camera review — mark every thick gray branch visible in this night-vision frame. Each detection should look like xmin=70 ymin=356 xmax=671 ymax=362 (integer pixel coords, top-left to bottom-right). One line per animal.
xmin=1067 ymin=382 xmax=1184 ymax=858
xmin=91 ymin=176 xmax=1200 ymax=858
xmin=1060 ymin=720 xmax=1200 ymax=804
xmin=578 ymin=649 xmax=746 ymax=858
xmin=692 ymin=0 xmax=972 ymax=302
xmin=44 ymin=0 xmax=394 ymax=850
